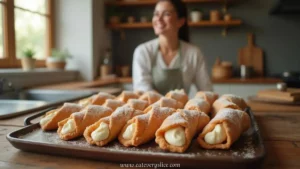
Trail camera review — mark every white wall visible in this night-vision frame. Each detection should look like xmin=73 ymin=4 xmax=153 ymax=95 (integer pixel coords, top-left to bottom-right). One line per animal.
xmin=92 ymin=0 xmax=111 ymax=79
xmin=55 ymin=0 xmax=94 ymax=81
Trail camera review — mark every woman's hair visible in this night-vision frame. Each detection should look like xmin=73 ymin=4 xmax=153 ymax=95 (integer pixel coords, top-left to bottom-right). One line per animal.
xmin=158 ymin=0 xmax=189 ymax=42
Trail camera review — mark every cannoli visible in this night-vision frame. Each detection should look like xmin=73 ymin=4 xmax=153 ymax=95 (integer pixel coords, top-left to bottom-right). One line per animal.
xmin=118 ymin=106 xmax=176 ymax=147
xmin=220 ymin=94 xmax=248 ymax=111
xmin=90 ymin=92 xmax=116 ymax=105
xmin=184 ymin=98 xmax=211 ymax=115
xmin=139 ymin=91 xmax=162 ymax=105
xmin=40 ymin=103 xmax=82 ymax=131
xmin=134 ymin=90 xmax=144 ymax=96
xmin=116 ymin=91 xmax=139 ymax=103
xmin=211 ymin=98 xmax=241 ymax=118
xmin=144 ymin=97 xmax=183 ymax=113
xmin=83 ymin=105 xmax=143 ymax=146
xmin=78 ymin=96 xmax=93 ymax=107
xmin=165 ymin=89 xmax=188 ymax=106
xmin=126 ymin=99 xmax=149 ymax=111
xmin=102 ymin=99 xmax=125 ymax=111
xmin=155 ymin=109 xmax=210 ymax=153
xmin=197 ymin=108 xmax=250 ymax=149
xmin=57 ymin=105 xmax=113 ymax=140
xmin=194 ymin=91 xmax=219 ymax=105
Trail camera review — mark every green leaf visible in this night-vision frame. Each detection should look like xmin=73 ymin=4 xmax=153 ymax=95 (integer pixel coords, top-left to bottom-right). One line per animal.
xmin=50 ymin=48 xmax=71 ymax=60
xmin=22 ymin=48 xmax=35 ymax=58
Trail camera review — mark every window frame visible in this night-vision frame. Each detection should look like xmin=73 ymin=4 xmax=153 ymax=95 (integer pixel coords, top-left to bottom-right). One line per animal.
xmin=0 ymin=0 xmax=54 ymax=68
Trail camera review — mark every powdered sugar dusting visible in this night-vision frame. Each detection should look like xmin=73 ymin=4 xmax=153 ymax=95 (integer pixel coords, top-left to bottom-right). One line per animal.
xmin=126 ymin=99 xmax=148 ymax=110
xmin=214 ymin=98 xmax=237 ymax=107
xmin=111 ymin=106 xmax=134 ymax=119
xmin=103 ymin=99 xmax=125 ymax=108
xmin=62 ymin=103 xmax=82 ymax=113
xmin=135 ymin=113 xmax=150 ymax=123
xmin=215 ymin=108 xmax=241 ymax=126
xmin=185 ymin=98 xmax=209 ymax=109
xmin=84 ymin=105 xmax=112 ymax=117
xmin=195 ymin=91 xmax=218 ymax=104
xmin=165 ymin=112 xmax=187 ymax=125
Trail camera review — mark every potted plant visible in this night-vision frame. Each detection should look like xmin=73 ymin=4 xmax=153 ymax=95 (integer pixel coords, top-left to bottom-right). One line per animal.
xmin=140 ymin=16 xmax=148 ymax=23
xmin=107 ymin=7 xmax=123 ymax=24
xmin=46 ymin=48 xmax=71 ymax=70
xmin=190 ymin=8 xmax=203 ymax=22
xmin=21 ymin=48 xmax=36 ymax=71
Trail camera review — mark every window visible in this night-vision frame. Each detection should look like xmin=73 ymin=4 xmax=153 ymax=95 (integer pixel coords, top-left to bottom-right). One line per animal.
xmin=0 ymin=0 xmax=54 ymax=68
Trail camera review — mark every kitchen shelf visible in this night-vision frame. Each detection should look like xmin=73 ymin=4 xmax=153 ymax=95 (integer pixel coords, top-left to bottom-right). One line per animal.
xmin=107 ymin=20 xmax=242 ymax=29
xmin=189 ymin=20 xmax=242 ymax=27
xmin=105 ymin=0 xmax=234 ymax=6
xmin=108 ymin=22 xmax=152 ymax=29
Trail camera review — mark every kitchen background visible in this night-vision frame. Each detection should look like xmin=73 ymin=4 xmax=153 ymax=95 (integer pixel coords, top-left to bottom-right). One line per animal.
xmin=56 ymin=0 xmax=300 ymax=81
xmin=111 ymin=0 xmax=300 ymax=77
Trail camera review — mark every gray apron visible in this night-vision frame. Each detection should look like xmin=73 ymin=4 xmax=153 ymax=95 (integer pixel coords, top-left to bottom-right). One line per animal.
xmin=152 ymin=42 xmax=184 ymax=95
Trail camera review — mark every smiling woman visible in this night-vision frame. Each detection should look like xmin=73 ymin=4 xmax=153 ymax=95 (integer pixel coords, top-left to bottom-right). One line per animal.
xmin=132 ymin=0 xmax=212 ymax=95
xmin=0 ymin=0 xmax=54 ymax=68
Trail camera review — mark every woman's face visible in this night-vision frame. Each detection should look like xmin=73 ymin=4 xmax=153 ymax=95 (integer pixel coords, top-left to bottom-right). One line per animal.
xmin=152 ymin=1 xmax=184 ymax=37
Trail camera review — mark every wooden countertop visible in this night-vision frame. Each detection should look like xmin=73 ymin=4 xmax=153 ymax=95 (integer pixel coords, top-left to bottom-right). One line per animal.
xmin=35 ymin=77 xmax=282 ymax=90
xmin=1 ymin=102 xmax=300 ymax=169
xmin=34 ymin=77 xmax=132 ymax=90
xmin=212 ymin=77 xmax=282 ymax=84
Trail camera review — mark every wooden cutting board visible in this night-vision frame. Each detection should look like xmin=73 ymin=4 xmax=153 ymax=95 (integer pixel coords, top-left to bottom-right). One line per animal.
xmin=257 ymin=88 xmax=300 ymax=102
xmin=238 ymin=33 xmax=264 ymax=76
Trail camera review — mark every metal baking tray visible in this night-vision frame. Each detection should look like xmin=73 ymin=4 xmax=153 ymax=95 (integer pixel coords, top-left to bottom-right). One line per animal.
xmin=7 ymin=108 xmax=265 ymax=169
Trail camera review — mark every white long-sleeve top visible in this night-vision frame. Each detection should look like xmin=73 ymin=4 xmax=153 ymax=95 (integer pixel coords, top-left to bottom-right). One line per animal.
xmin=132 ymin=38 xmax=212 ymax=93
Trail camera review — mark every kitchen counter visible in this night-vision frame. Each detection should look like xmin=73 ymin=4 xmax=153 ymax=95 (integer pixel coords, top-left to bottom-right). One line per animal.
xmin=34 ymin=77 xmax=282 ymax=90
xmin=212 ymin=77 xmax=282 ymax=84
xmin=34 ymin=77 xmax=132 ymax=90
xmin=1 ymin=102 xmax=299 ymax=169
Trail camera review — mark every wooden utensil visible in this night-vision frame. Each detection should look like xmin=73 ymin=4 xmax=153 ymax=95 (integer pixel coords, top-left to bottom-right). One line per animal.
xmin=238 ymin=33 xmax=264 ymax=76
xmin=257 ymin=88 xmax=300 ymax=102
xmin=248 ymin=96 xmax=300 ymax=105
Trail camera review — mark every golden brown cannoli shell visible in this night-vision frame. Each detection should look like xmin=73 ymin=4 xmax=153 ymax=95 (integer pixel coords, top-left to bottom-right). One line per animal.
xmin=57 ymin=105 xmax=113 ymax=140
xmin=194 ymin=91 xmax=219 ymax=105
xmin=116 ymin=91 xmax=139 ymax=103
xmin=220 ymin=94 xmax=248 ymax=111
xmin=155 ymin=109 xmax=209 ymax=153
xmin=197 ymin=108 xmax=250 ymax=149
xmin=102 ymin=99 xmax=125 ymax=111
xmin=211 ymin=98 xmax=241 ymax=118
xmin=40 ymin=103 xmax=82 ymax=131
xmin=165 ymin=89 xmax=188 ymax=106
xmin=91 ymin=92 xmax=116 ymax=105
xmin=83 ymin=105 xmax=143 ymax=146
xmin=126 ymin=99 xmax=149 ymax=111
xmin=118 ymin=106 xmax=176 ymax=147
xmin=184 ymin=98 xmax=211 ymax=115
xmin=139 ymin=91 xmax=162 ymax=105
